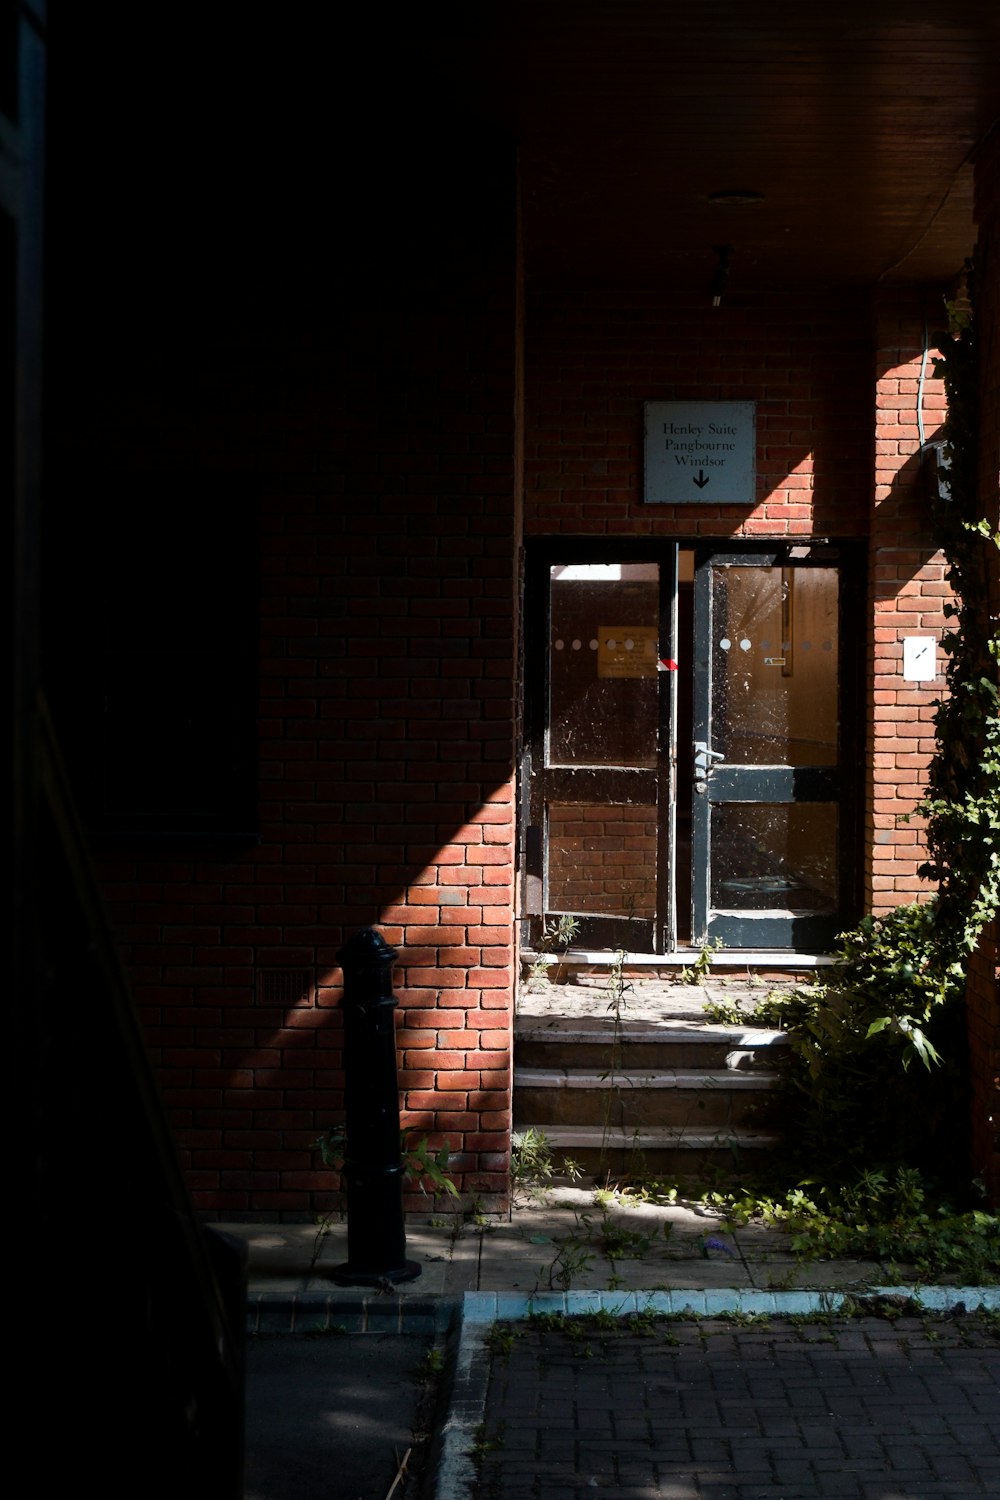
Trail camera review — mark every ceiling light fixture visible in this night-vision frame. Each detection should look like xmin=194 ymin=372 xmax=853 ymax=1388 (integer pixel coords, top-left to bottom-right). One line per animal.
xmin=707 ymin=189 xmax=765 ymax=206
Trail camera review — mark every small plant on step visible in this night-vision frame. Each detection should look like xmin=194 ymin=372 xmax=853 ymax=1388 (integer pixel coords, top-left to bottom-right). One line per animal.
xmin=701 ymin=987 xmax=793 ymax=1027
xmin=511 ymin=1127 xmax=555 ymax=1199
xmin=680 ymin=937 xmax=723 ymax=985
xmin=599 ymin=928 xmax=636 ymax=1179
xmin=529 ymin=913 xmax=581 ymax=984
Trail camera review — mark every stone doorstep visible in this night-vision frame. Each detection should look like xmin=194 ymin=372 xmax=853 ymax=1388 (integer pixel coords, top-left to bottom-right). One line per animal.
xmin=515 ymin=1018 xmax=789 ymax=1041
xmin=517 ymin=969 xmax=818 ymax=1009
xmin=520 ymin=952 xmax=835 ymax=974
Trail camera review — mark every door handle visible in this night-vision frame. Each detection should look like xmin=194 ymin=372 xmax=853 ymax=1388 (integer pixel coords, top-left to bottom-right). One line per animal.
xmin=693 ymin=741 xmax=725 ymax=777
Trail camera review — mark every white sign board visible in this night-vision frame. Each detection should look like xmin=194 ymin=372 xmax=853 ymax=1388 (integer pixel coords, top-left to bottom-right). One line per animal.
xmin=644 ymin=401 xmax=756 ymax=505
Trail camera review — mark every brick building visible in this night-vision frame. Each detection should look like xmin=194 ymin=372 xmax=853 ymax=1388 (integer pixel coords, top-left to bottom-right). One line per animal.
xmin=21 ymin=5 xmax=1000 ymax=1215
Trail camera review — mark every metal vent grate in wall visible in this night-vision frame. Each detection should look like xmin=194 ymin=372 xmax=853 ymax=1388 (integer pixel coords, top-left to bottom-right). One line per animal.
xmin=256 ymin=969 xmax=314 ymax=1007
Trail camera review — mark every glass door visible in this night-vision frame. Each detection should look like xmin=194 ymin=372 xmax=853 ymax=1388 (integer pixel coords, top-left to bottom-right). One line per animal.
xmin=523 ymin=552 xmax=676 ymax=953
xmin=691 ymin=547 xmax=846 ymax=948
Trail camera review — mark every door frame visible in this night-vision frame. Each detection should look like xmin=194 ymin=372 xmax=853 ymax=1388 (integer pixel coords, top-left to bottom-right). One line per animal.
xmin=691 ymin=542 xmax=863 ymax=949
xmin=520 ymin=537 xmax=864 ymax=953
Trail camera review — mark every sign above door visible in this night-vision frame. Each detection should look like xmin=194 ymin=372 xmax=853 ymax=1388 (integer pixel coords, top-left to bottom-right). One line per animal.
xmin=644 ymin=401 xmax=756 ymax=505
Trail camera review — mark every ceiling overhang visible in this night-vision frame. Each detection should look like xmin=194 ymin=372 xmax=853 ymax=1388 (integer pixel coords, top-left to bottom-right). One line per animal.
xmin=429 ymin=2 xmax=1000 ymax=290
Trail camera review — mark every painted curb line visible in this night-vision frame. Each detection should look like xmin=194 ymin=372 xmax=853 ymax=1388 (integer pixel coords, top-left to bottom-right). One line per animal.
xmin=460 ymin=1284 xmax=1000 ymax=1322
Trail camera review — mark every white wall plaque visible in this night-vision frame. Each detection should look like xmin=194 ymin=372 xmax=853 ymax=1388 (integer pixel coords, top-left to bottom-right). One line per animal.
xmin=903 ymin=637 xmax=937 ymax=681
xmin=644 ymin=400 xmax=756 ymax=505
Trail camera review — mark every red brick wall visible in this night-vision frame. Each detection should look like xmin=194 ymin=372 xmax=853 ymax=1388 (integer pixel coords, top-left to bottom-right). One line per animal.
xmin=50 ymin=133 xmax=519 ymax=1220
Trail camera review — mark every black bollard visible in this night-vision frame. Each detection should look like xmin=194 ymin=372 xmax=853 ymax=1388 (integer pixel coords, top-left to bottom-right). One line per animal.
xmin=330 ymin=928 xmax=420 ymax=1286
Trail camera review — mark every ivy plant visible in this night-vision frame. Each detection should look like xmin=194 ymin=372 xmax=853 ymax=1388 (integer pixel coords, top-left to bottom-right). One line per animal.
xmin=919 ymin=264 xmax=1000 ymax=950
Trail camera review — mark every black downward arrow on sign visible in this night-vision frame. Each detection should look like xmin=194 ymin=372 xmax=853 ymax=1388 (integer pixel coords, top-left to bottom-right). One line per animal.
xmin=693 ymin=470 xmax=710 ymax=488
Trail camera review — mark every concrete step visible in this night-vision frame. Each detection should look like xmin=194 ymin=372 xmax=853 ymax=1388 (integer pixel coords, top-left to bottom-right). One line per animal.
xmin=512 ymin=1124 xmax=783 ymax=1178
xmin=516 ymin=1021 xmax=788 ymax=1071
xmin=513 ymin=974 xmax=795 ymax=1177
xmin=514 ymin=1066 xmax=778 ymax=1129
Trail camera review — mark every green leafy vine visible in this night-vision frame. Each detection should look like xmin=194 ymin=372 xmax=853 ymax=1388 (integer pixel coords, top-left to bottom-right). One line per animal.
xmin=920 ymin=261 xmax=1000 ymax=950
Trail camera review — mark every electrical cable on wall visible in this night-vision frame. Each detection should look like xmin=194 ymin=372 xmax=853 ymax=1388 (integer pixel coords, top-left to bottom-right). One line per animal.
xmin=917 ymin=316 xmax=928 ymax=449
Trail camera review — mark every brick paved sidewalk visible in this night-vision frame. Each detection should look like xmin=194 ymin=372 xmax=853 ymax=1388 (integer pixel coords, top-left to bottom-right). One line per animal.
xmin=471 ymin=1314 xmax=1000 ymax=1499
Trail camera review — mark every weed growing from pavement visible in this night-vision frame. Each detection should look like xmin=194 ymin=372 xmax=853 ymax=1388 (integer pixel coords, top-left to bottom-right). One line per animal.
xmin=527 ymin=1183 xmax=679 ymax=1291
xmin=625 ymin=1308 xmax=660 ymax=1336
xmin=717 ymin=1308 xmax=771 ymax=1327
xmin=981 ymin=1305 xmax=1000 ymax=1334
xmin=485 ymin=1324 xmax=520 ymax=1356
xmin=417 ymin=1346 xmax=444 ymax=1378
xmin=538 ymin=1225 xmax=596 ymax=1291
xmin=515 ymin=1161 xmax=995 ymax=1294
xmin=594 ymin=1167 xmax=999 ymax=1285
xmin=525 ymin=1310 xmax=571 ymax=1333
xmin=471 ymin=1420 xmax=506 ymax=1463
xmin=763 ymin=1266 xmax=800 ymax=1291
xmin=593 ymin=1196 xmax=659 ymax=1260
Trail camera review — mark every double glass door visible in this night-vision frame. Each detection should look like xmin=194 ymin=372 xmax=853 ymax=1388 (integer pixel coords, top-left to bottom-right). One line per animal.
xmin=523 ymin=542 xmax=858 ymax=952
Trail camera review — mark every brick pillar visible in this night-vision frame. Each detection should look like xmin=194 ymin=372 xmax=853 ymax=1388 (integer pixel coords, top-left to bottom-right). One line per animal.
xmin=867 ymin=289 xmax=952 ymax=913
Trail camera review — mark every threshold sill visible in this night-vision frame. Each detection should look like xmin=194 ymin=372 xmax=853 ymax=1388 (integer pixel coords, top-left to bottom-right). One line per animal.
xmin=525 ymin=949 xmax=836 ymax=968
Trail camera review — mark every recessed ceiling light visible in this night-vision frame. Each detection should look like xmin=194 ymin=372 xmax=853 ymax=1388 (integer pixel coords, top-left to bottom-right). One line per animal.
xmin=707 ymin=189 xmax=766 ymax=206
